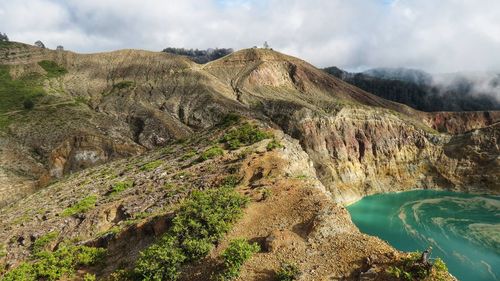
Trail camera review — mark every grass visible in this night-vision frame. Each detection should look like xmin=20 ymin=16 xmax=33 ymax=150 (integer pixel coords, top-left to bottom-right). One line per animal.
xmin=0 ymin=65 xmax=44 ymax=129
xmin=109 ymin=180 xmax=134 ymax=196
xmin=200 ymin=146 xmax=224 ymax=161
xmin=32 ymin=232 xmax=59 ymax=254
xmin=276 ymin=262 xmax=301 ymax=281
xmin=140 ymin=160 xmax=163 ymax=171
xmin=61 ymin=195 xmax=98 ymax=217
xmin=37 ymin=60 xmax=67 ymax=78
xmin=266 ymin=138 xmax=283 ymax=151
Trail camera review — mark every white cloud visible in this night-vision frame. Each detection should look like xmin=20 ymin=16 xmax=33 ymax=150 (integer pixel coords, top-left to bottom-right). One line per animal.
xmin=0 ymin=0 xmax=499 ymax=73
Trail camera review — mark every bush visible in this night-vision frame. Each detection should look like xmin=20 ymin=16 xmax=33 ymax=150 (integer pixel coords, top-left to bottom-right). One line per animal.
xmin=135 ymin=235 xmax=187 ymax=281
xmin=221 ymin=123 xmax=272 ymax=150
xmin=134 ymin=187 xmax=249 ymax=280
xmin=23 ymin=99 xmax=34 ymax=110
xmin=276 ymin=262 xmax=301 ymax=281
xmin=200 ymin=146 xmax=224 ymax=161
xmin=61 ymin=195 xmax=97 ymax=217
xmin=113 ymin=81 xmax=135 ymax=90
xmin=1 ymin=244 xmax=105 ymax=281
xmin=216 ymin=239 xmax=260 ymax=280
xmin=219 ymin=113 xmax=241 ymax=127
xmin=266 ymin=138 xmax=283 ymax=151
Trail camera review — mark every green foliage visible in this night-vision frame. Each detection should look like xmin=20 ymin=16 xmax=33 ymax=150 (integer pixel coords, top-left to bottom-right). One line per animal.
xmin=1 ymin=244 xmax=105 ymax=281
xmin=216 ymin=239 xmax=260 ymax=280
xmin=221 ymin=175 xmax=239 ymax=188
xmin=23 ymin=99 xmax=34 ymax=110
xmin=181 ymin=150 xmax=197 ymax=161
xmin=261 ymin=189 xmax=272 ymax=200
xmin=134 ymin=188 xmax=249 ymax=280
xmin=113 ymin=81 xmax=135 ymax=90
xmin=110 ymin=181 xmax=133 ymax=195
xmin=266 ymin=138 xmax=283 ymax=151
xmin=276 ymin=262 xmax=301 ymax=281
xmin=433 ymin=258 xmax=447 ymax=273
xmin=385 ymin=251 xmax=448 ymax=281
xmin=141 ymin=160 xmax=163 ymax=171
xmin=61 ymin=195 xmax=97 ymax=217
xmin=83 ymin=273 xmax=96 ymax=281
xmin=32 ymin=232 xmax=58 ymax=254
xmin=200 ymin=146 xmax=224 ymax=161
xmin=135 ymin=235 xmax=186 ymax=281
xmin=219 ymin=113 xmax=241 ymax=127
xmin=0 ymin=65 xmax=44 ymax=128
xmin=37 ymin=60 xmax=67 ymax=78
xmin=221 ymin=123 xmax=272 ymax=150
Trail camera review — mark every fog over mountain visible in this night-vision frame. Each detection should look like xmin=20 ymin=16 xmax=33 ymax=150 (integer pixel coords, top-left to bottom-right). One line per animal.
xmin=325 ymin=66 xmax=500 ymax=111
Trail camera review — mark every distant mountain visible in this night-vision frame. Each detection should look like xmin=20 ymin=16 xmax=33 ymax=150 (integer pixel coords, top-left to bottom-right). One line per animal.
xmin=324 ymin=67 xmax=500 ymax=112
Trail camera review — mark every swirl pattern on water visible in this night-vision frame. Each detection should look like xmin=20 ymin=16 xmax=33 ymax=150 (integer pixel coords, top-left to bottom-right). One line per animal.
xmin=348 ymin=190 xmax=500 ymax=281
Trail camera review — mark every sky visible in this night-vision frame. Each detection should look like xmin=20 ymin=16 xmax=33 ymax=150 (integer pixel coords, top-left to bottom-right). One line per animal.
xmin=1 ymin=0 xmax=500 ymax=73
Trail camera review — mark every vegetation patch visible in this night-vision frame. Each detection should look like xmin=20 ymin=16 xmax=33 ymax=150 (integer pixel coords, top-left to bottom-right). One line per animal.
xmin=385 ymin=252 xmax=449 ymax=281
xmin=61 ymin=195 xmax=98 ymax=217
xmin=140 ymin=160 xmax=163 ymax=171
xmin=0 ymin=65 xmax=44 ymax=128
xmin=109 ymin=180 xmax=134 ymax=196
xmin=200 ymin=146 xmax=224 ymax=161
xmin=266 ymin=138 xmax=284 ymax=151
xmin=215 ymin=239 xmax=260 ymax=281
xmin=38 ymin=60 xmax=67 ymax=78
xmin=134 ymin=187 xmax=249 ymax=281
xmin=1 ymin=244 xmax=105 ymax=281
xmin=276 ymin=262 xmax=301 ymax=281
xmin=32 ymin=232 xmax=59 ymax=254
xmin=221 ymin=122 xmax=272 ymax=150
xmin=113 ymin=80 xmax=135 ymax=90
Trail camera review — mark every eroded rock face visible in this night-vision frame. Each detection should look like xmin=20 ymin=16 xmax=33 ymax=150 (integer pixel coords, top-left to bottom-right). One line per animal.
xmin=49 ymin=134 xmax=144 ymax=178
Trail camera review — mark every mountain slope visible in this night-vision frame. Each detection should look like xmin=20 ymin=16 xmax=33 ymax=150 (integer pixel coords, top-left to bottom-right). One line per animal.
xmin=0 ymin=42 xmax=497 ymax=280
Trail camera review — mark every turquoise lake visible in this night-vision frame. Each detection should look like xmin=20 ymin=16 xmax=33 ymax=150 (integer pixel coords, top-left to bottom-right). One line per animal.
xmin=347 ymin=190 xmax=500 ymax=281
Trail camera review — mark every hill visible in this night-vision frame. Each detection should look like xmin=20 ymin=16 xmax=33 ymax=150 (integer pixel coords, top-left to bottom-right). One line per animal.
xmin=324 ymin=66 xmax=500 ymax=112
xmin=0 ymin=41 xmax=498 ymax=280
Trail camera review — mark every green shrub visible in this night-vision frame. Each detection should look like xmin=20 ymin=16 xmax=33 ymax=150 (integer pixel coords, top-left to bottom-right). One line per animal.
xmin=83 ymin=273 xmax=96 ymax=281
xmin=23 ymin=99 xmax=34 ymax=110
xmin=276 ymin=262 xmax=301 ymax=281
xmin=141 ymin=160 xmax=163 ymax=171
xmin=38 ymin=60 xmax=67 ymax=78
xmin=219 ymin=113 xmax=241 ymax=127
xmin=1 ymin=244 xmax=105 ymax=281
xmin=113 ymin=81 xmax=135 ymax=90
xmin=134 ymin=187 xmax=249 ymax=280
xmin=266 ymin=138 xmax=283 ymax=151
xmin=32 ymin=232 xmax=59 ymax=254
xmin=110 ymin=181 xmax=133 ymax=195
xmin=385 ymin=252 xmax=448 ymax=281
xmin=181 ymin=150 xmax=197 ymax=161
xmin=221 ymin=175 xmax=239 ymax=188
xmin=200 ymin=146 xmax=224 ymax=161
xmin=216 ymin=239 xmax=260 ymax=280
xmin=221 ymin=123 xmax=272 ymax=150
xmin=135 ymin=235 xmax=186 ymax=281
xmin=61 ymin=195 xmax=98 ymax=217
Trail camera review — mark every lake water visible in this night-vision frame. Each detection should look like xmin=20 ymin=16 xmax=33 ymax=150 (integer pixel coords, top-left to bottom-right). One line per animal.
xmin=347 ymin=190 xmax=500 ymax=281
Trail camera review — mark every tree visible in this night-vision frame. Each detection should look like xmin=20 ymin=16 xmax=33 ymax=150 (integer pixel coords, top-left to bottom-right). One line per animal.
xmin=34 ymin=40 xmax=45 ymax=48
xmin=56 ymin=45 xmax=64 ymax=51
xmin=0 ymin=32 xmax=8 ymax=42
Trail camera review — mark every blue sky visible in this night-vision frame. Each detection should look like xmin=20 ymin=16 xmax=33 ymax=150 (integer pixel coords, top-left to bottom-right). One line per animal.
xmin=1 ymin=0 xmax=499 ymax=73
